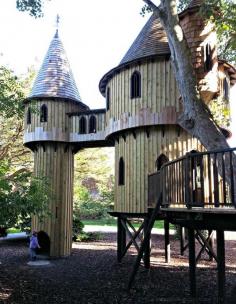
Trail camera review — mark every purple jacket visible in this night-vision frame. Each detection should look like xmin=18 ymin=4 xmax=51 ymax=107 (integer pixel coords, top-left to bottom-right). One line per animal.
xmin=30 ymin=235 xmax=39 ymax=249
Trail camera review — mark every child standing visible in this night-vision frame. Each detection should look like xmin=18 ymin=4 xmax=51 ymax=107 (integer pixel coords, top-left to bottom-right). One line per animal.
xmin=29 ymin=231 xmax=40 ymax=261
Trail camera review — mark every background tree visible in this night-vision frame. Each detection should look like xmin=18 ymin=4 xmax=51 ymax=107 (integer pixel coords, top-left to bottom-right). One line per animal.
xmin=74 ymin=148 xmax=114 ymax=220
xmin=0 ymin=65 xmax=50 ymax=231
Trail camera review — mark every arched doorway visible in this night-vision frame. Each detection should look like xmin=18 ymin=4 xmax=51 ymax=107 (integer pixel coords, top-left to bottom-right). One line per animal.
xmin=37 ymin=231 xmax=50 ymax=255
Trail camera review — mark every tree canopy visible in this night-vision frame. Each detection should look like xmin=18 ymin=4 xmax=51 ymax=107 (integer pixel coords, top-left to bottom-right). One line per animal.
xmin=0 ymin=65 xmax=50 ymax=229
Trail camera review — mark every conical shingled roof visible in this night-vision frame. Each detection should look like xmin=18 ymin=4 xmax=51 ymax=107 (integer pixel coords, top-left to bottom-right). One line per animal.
xmin=188 ymin=0 xmax=203 ymax=9
xmin=99 ymin=14 xmax=170 ymax=96
xmin=120 ymin=14 xmax=170 ymax=65
xmin=29 ymin=30 xmax=84 ymax=104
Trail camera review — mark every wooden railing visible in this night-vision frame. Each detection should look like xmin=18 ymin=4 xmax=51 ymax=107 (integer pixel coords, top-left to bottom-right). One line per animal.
xmin=148 ymin=147 xmax=236 ymax=209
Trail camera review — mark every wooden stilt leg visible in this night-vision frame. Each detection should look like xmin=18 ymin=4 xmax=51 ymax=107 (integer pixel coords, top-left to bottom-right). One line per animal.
xmin=216 ymin=230 xmax=225 ymax=304
xmin=143 ymin=217 xmax=151 ymax=269
xmin=164 ymin=219 xmax=170 ymax=263
xmin=208 ymin=230 xmax=214 ymax=261
xmin=180 ymin=226 xmax=186 ymax=256
xmin=188 ymin=228 xmax=196 ymax=298
xmin=117 ymin=217 xmax=126 ymax=263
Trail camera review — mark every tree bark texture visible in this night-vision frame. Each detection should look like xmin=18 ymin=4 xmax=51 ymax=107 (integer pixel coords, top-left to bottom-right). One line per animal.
xmin=143 ymin=0 xmax=230 ymax=152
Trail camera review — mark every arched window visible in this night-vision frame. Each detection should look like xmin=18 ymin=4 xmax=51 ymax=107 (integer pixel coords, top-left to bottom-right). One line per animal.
xmin=89 ymin=115 xmax=96 ymax=133
xmin=204 ymin=43 xmax=212 ymax=72
xmin=106 ymin=87 xmax=110 ymax=111
xmin=118 ymin=157 xmax=125 ymax=185
xmin=130 ymin=71 xmax=141 ymax=99
xmin=40 ymin=104 xmax=48 ymax=122
xmin=156 ymin=154 xmax=169 ymax=171
xmin=223 ymin=78 xmax=229 ymax=100
xmin=27 ymin=107 xmax=31 ymax=125
xmin=79 ymin=116 xmax=87 ymax=134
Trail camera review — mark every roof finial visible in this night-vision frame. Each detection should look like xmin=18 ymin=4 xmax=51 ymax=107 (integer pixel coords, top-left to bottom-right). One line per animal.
xmin=55 ymin=14 xmax=60 ymax=37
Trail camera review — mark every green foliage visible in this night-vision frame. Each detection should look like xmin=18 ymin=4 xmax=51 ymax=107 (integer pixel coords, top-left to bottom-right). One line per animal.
xmin=0 ymin=66 xmax=25 ymax=119
xmin=73 ymin=186 xmax=113 ymax=220
xmin=0 ymin=65 xmax=50 ymax=230
xmin=200 ymin=0 xmax=236 ymax=63
xmin=0 ymin=162 xmax=51 ymax=228
xmin=74 ymin=148 xmax=114 ymax=221
xmin=209 ymin=97 xmax=230 ymax=127
xmin=16 ymin=0 xmax=48 ymax=18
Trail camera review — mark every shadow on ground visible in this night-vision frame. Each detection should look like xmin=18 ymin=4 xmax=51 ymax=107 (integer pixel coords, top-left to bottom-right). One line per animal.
xmin=0 ymin=234 xmax=236 ymax=303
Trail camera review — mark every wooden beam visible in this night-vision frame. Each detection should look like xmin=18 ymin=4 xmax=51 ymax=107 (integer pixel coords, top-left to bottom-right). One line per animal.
xmin=216 ymin=230 xmax=225 ymax=303
xmin=117 ymin=217 xmax=126 ymax=263
xmin=164 ymin=219 xmax=170 ymax=263
xmin=188 ymin=228 xmax=197 ymax=298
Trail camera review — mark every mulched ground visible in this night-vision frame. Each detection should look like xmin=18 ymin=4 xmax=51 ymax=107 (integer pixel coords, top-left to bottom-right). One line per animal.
xmin=0 ymin=233 xmax=236 ymax=304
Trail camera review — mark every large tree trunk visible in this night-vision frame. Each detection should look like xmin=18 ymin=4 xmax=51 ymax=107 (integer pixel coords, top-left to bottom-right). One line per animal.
xmin=143 ymin=0 xmax=229 ymax=151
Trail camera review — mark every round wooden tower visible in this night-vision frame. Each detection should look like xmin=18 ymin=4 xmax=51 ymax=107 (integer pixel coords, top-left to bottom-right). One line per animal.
xmin=24 ymin=30 xmax=88 ymax=257
xmin=99 ymin=14 xmax=202 ymax=215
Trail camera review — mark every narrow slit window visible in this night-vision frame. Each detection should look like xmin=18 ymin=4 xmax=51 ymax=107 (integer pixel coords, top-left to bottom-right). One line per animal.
xmin=89 ymin=115 xmax=96 ymax=133
xmin=79 ymin=116 xmax=87 ymax=134
xmin=40 ymin=104 xmax=48 ymax=122
xmin=130 ymin=71 xmax=141 ymax=99
xmin=106 ymin=87 xmax=110 ymax=111
xmin=223 ymin=78 xmax=229 ymax=100
xmin=118 ymin=157 xmax=125 ymax=185
xmin=156 ymin=154 xmax=169 ymax=171
xmin=204 ymin=43 xmax=212 ymax=72
xmin=27 ymin=107 xmax=31 ymax=124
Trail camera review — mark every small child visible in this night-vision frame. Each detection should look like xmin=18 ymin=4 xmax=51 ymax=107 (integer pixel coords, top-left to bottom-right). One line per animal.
xmin=29 ymin=231 xmax=40 ymax=261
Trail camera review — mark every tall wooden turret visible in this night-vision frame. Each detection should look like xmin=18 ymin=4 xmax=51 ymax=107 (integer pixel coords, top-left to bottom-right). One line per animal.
xmin=24 ymin=30 xmax=88 ymax=257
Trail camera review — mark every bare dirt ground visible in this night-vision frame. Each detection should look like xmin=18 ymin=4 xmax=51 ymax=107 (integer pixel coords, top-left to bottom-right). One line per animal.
xmin=0 ymin=233 xmax=236 ymax=304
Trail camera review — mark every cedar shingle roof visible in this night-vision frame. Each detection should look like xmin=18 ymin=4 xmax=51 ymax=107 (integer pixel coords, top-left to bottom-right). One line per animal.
xmin=29 ymin=30 xmax=86 ymax=106
xmin=99 ymin=15 xmax=170 ymax=96
xmin=120 ymin=14 xmax=170 ymax=65
xmin=188 ymin=0 xmax=204 ymax=9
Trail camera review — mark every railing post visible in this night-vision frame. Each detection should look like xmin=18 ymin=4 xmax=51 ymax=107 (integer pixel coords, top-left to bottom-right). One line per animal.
xmin=185 ymin=154 xmax=191 ymax=208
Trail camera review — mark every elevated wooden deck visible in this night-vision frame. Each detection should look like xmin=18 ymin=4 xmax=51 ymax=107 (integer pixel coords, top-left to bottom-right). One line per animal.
xmin=128 ymin=147 xmax=236 ymax=302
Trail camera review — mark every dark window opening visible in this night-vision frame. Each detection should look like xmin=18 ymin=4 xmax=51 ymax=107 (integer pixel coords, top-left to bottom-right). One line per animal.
xmin=27 ymin=107 xmax=31 ymax=124
xmin=131 ymin=71 xmax=141 ymax=99
xmin=156 ymin=154 xmax=169 ymax=171
xmin=118 ymin=157 xmax=125 ymax=185
xmin=204 ymin=43 xmax=212 ymax=72
xmin=106 ymin=87 xmax=110 ymax=110
xmin=79 ymin=116 xmax=87 ymax=134
xmin=89 ymin=115 xmax=96 ymax=133
xmin=40 ymin=104 xmax=48 ymax=122
xmin=223 ymin=78 xmax=229 ymax=100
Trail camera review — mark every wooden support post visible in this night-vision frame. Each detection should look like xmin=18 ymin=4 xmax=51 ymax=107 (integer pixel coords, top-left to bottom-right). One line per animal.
xmin=164 ymin=219 xmax=170 ymax=263
xmin=180 ymin=225 xmax=186 ymax=256
xmin=117 ymin=217 xmax=126 ymax=263
xmin=216 ymin=230 xmax=225 ymax=304
xmin=143 ymin=217 xmax=151 ymax=269
xmin=208 ymin=230 xmax=214 ymax=261
xmin=188 ymin=228 xmax=196 ymax=298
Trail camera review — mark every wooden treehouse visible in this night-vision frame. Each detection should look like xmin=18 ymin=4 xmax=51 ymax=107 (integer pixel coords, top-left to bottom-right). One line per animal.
xmin=23 ymin=0 xmax=236 ymax=301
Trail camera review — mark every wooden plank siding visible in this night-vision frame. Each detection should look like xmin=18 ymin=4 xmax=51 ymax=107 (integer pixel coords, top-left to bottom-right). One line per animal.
xmin=32 ymin=143 xmax=74 ymax=257
xmin=106 ymin=59 xmax=180 ymax=123
xmin=114 ymin=127 xmax=203 ymax=213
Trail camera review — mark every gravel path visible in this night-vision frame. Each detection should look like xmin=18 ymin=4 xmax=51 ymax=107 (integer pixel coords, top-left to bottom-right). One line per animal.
xmin=0 ymin=233 xmax=236 ymax=303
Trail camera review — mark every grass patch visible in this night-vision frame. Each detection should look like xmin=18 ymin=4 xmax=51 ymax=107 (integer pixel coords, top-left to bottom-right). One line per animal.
xmin=82 ymin=219 xmax=173 ymax=229
xmin=7 ymin=228 xmax=21 ymax=234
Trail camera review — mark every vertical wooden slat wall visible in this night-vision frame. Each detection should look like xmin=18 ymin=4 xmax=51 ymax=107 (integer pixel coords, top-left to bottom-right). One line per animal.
xmin=27 ymin=98 xmax=81 ymax=257
xmin=106 ymin=59 xmax=180 ymax=122
xmin=114 ymin=127 xmax=202 ymax=213
xmin=106 ymin=57 xmax=204 ymax=214
xmin=32 ymin=143 xmax=74 ymax=257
